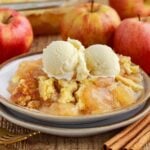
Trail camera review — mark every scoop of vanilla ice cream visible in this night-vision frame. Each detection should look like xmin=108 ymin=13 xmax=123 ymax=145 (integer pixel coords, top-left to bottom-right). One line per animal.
xmin=42 ymin=41 xmax=78 ymax=80
xmin=85 ymin=44 xmax=120 ymax=77
xmin=42 ymin=39 xmax=89 ymax=81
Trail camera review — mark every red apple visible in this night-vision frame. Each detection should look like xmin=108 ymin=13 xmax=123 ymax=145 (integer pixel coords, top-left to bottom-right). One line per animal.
xmin=109 ymin=0 xmax=150 ymax=19
xmin=61 ymin=3 xmax=120 ymax=47
xmin=0 ymin=8 xmax=33 ymax=63
xmin=113 ymin=17 xmax=150 ymax=73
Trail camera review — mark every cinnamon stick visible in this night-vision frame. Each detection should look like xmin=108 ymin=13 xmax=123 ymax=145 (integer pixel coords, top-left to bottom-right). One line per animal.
xmin=124 ymin=124 xmax=150 ymax=149
xmin=104 ymin=114 xmax=150 ymax=150
xmin=104 ymin=118 xmax=141 ymax=148
xmin=130 ymin=131 xmax=150 ymax=150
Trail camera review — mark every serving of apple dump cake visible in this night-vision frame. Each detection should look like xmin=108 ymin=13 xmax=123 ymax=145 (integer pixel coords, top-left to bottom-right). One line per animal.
xmin=8 ymin=39 xmax=144 ymax=116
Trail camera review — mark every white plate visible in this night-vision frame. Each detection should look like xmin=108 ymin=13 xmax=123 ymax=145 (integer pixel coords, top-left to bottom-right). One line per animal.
xmin=0 ymin=99 xmax=149 ymax=137
xmin=0 ymin=53 xmax=150 ymax=124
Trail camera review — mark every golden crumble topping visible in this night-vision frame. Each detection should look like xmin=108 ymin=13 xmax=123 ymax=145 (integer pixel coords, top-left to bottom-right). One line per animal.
xmin=58 ymin=80 xmax=78 ymax=103
xmin=38 ymin=76 xmax=57 ymax=101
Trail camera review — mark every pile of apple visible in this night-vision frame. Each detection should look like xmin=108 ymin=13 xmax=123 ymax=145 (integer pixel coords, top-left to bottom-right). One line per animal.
xmin=61 ymin=0 xmax=150 ymax=74
xmin=0 ymin=8 xmax=33 ymax=64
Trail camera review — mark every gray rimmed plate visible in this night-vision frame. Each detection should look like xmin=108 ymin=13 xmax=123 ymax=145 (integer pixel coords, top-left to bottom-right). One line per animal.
xmin=3 ymin=99 xmax=149 ymax=128
xmin=0 ymin=52 xmax=150 ymax=124
xmin=0 ymin=99 xmax=149 ymax=137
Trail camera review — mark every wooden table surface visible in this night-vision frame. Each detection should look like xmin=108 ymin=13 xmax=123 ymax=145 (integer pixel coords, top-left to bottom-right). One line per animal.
xmin=0 ymin=36 xmax=149 ymax=150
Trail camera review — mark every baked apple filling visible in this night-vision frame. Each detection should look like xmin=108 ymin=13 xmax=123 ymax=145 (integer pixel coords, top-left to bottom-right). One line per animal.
xmin=8 ymin=55 xmax=144 ymax=116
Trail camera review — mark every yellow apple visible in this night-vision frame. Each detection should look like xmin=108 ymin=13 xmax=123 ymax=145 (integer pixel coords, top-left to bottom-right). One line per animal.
xmin=61 ymin=3 xmax=120 ymax=47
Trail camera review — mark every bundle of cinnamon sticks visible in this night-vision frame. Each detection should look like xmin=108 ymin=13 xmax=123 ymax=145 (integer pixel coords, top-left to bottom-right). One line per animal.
xmin=104 ymin=114 xmax=150 ymax=150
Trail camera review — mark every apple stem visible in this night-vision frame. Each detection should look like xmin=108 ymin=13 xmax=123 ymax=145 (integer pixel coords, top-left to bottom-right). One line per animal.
xmin=3 ymin=15 xmax=13 ymax=24
xmin=91 ymin=0 xmax=94 ymax=12
xmin=138 ymin=14 xmax=141 ymax=21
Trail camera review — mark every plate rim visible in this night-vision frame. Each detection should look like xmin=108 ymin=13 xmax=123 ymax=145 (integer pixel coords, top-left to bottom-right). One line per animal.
xmin=0 ymin=52 xmax=150 ymax=122
xmin=0 ymin=101 xmax=149 ymax=137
